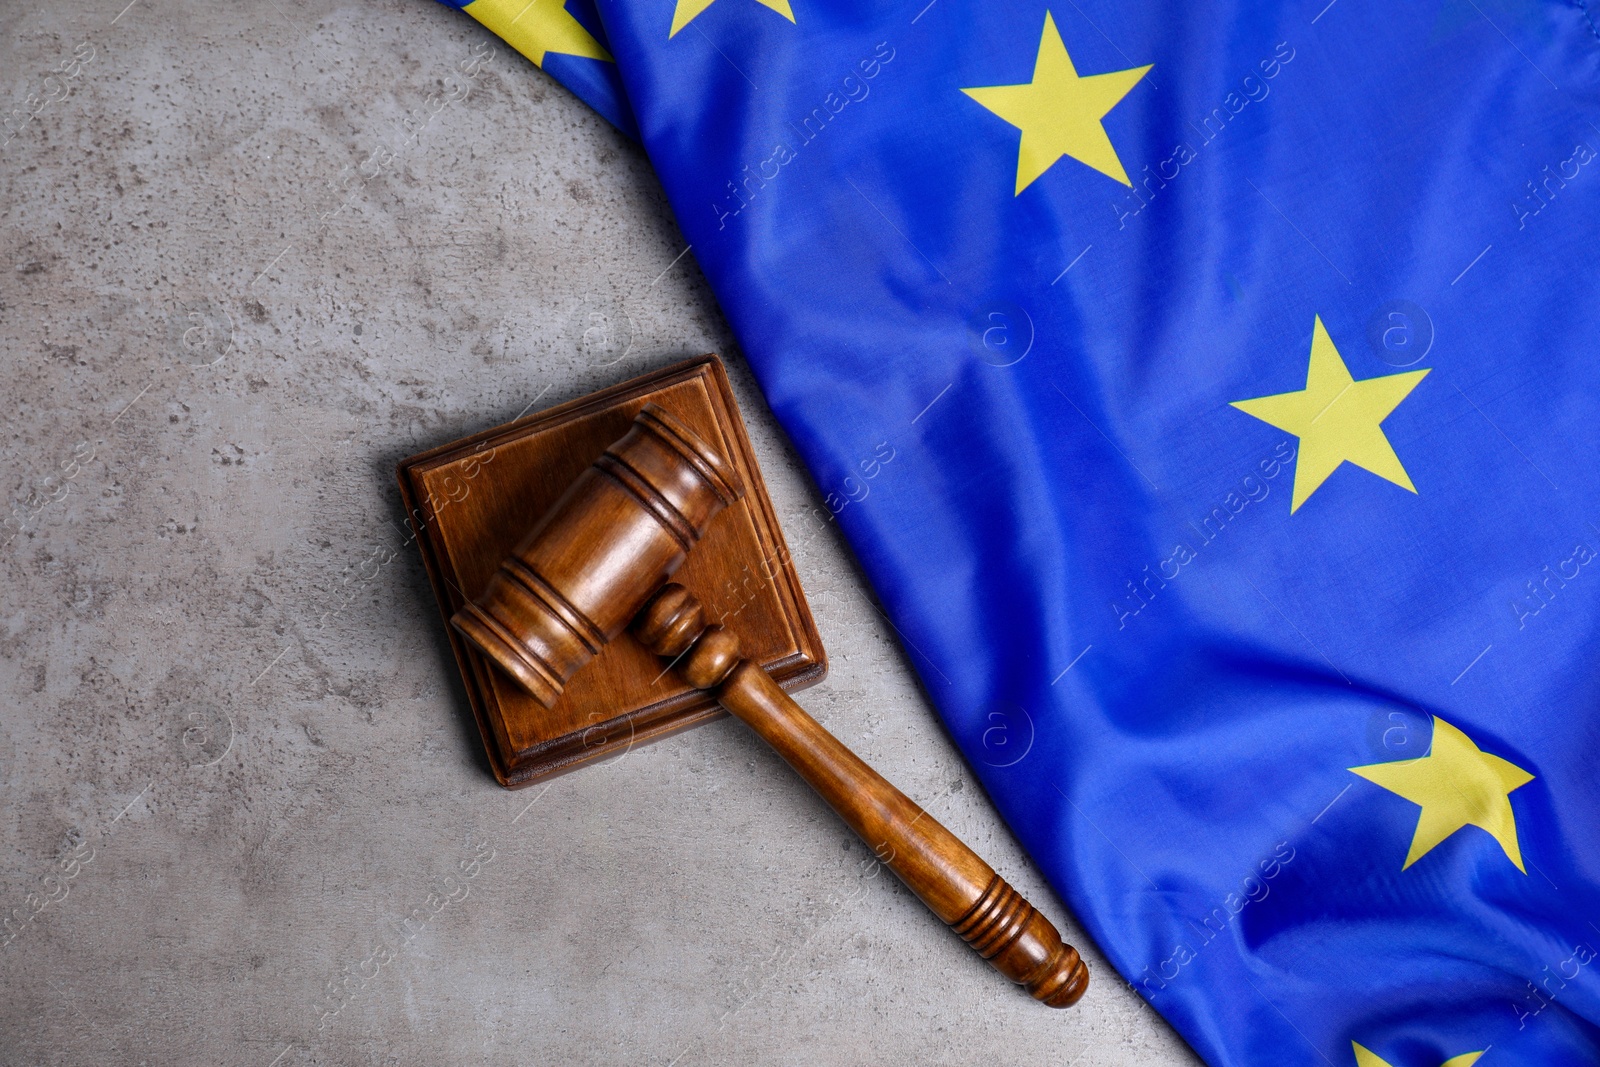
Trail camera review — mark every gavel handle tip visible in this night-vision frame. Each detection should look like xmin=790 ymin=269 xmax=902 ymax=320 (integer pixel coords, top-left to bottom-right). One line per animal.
xmin=1035 ymin=949 xmax=1090 ymax=1008
xmin=953 ymin=870 xmax=1088 ymax=1007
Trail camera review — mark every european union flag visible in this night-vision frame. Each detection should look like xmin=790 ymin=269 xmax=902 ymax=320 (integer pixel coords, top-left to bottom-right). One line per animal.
xmin=432 ymin=0 xmax=636 ymax=134
xmin=465 ymin=2 xmax=1600 ymax=1063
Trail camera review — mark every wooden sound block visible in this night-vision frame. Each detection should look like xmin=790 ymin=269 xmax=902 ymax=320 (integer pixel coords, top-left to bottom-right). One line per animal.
xmin=397 ymin=355 xmax=827 ymax=788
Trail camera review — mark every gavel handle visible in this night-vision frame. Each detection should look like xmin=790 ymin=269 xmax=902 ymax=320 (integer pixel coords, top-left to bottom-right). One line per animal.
xmin=635 ymin=585 xmax=1088 ymax=1007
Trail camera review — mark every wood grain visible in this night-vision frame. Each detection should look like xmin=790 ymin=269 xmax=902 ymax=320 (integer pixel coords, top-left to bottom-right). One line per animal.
xmin=396 ymin=356 xmax=826 ymax=786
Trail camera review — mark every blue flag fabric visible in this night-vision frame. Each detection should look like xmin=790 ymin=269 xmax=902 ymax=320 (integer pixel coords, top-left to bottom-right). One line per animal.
xmin=432 ymin=0 xmax=636 ymax=135
xmin=467 ymin=2 xmax=1600 ymax=1064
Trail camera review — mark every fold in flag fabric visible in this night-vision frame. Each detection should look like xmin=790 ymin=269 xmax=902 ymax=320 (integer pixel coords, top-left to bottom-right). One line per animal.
xmin=454 ymin=2 xmax=1600 ymax=1064
xmin=432 ymin=0 xmax=636 ymax=134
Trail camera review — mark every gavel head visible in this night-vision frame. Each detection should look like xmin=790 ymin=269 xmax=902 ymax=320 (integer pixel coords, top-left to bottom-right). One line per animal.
xmin=451 ymin=403 xmax=744 ymax=707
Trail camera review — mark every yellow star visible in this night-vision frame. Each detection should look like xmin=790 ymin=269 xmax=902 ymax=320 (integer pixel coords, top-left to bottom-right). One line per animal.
xmin=962 ymin=11 xmax=1150 ymax=193
xmin=464 ymin=0 xmax=612 ymax=68
xmin=1350 ymin=717 xmax=1534 ymax=873
xmin=1352 ymin=1042 xmax=1484 ymax=1067
xmin=1231 ymin=315 xmax=1429 ymax=513
xmin=670 ymin=0 xmax=794 ymax=39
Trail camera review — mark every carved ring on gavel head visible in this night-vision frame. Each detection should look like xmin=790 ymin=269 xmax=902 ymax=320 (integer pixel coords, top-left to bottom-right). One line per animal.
xmin=451 ymin=405 xmax=1088 ymax=1008
xmin=451 ymin=402 xmax=744 ymax=708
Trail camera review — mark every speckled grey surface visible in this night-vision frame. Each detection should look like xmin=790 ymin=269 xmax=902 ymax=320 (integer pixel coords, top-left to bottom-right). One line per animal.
xmin=0 ymin=2 xmax=1200 ymax=1063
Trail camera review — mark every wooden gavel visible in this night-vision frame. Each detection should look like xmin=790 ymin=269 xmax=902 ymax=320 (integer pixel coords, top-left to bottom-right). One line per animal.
xmin=451 ymin=403 xmax=1087 ymax=1007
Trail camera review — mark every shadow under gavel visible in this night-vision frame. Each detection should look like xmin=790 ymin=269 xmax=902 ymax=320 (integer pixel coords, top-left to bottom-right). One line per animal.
xmin=451 ymin=403 xmax=1087 ymax=1007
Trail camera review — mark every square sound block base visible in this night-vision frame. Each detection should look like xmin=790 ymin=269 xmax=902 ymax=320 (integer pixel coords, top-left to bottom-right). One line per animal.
xmin=398 ymin=355 xmax=827 ymax=788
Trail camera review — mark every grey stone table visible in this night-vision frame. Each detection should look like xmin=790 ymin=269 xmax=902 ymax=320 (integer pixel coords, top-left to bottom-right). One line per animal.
xmin=0 ymin=2 xmax=1199 ymax=1063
